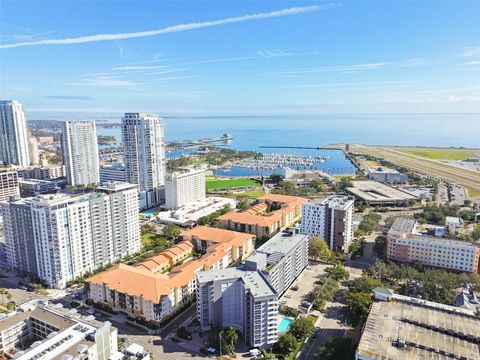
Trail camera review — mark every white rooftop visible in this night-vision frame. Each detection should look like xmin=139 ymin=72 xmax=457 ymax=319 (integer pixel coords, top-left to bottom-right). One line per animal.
xmin=197 ymin=268 xmax=276 ymax=298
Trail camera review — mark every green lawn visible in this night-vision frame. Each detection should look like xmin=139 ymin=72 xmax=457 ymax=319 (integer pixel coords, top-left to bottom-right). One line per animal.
xmin=206 ymin=178 xmax=261 ymax=190
xmin=397 ymin=148 xmax=477 ymax=160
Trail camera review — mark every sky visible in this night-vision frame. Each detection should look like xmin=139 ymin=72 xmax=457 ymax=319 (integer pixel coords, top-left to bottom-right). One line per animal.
xmin=0 ymin=1 xmax=479 ymax=117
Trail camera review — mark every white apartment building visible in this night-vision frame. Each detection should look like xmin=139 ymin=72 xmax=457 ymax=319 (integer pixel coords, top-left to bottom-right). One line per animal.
xmin=165 ymin=168 xmax=206 ymax=209
xmin=197 ymin=268 xmax=278 ymax=348
xmin=302 ymin=195 xmax=354 ymax=253
xmin=0 ymin=300 xmax=118 ymax=359
xmin=0 ymin=171 xmax=20 ymax=202
xmin=1 ymin=182 xmax=140 ymax=288
xmin=246 ymin=229 xmax=309 ymax=296
xmin=122 ymin=113 xmax=166 ymax=209
xmin=0 ymin=100 xmax=30 ymax=166
xmin=61 ymin=120 xmax=100 ymax=186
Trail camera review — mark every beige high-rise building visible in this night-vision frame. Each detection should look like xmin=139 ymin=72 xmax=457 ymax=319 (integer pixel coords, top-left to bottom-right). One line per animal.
xmin=122 ymin=113 xmax=166 ymax=209
xmin=61 ymin=120 xmax=100 ymax=186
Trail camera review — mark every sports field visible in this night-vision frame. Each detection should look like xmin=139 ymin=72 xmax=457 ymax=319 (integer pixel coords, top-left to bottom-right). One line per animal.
xmin=206 ymin=178 xmax=261 ymax=190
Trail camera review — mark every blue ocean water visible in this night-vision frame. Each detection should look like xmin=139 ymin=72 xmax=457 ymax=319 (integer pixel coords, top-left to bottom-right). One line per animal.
xmin=96 ymin=113 xmax=480 ymax=175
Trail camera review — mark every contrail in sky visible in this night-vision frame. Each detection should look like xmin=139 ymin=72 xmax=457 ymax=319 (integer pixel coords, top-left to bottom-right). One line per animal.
xmin=0 ymin=4 xmax=336 ymax=49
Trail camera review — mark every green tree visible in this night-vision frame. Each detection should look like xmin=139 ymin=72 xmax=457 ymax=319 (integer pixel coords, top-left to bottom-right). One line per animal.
xmin=236 ymin=199 xmax=250 ymax=212
xmin=316 ymin=338 xmax=356 ymax=360
xmin=274 ymin=333 xmax=297 ymax=355
xmin=373 ymin=235 xmax=387 ymax=259
xmin=326 ymin=264 xmax=350 ymax=281
xmin=346 ymin=292 xmax=372 ymax=325
xmin=269 ymin=174 xmax=282 ymax=184
xmin=339 ymin=177 xmax=354 ymax=191
xmin=163 ymin=224 xmax=182 ymax=240
xmin=473 ymin=225 xmax=480 ymax=241
xmin=309 ymin=237 xmax=334 ymax=262
xmin=289 ymin=317 xmax=315 ymax=341
xmin=346 ymin=276 xmax=382 ymax=294
xmin=222 ymin=326 xmax=238 ymax=355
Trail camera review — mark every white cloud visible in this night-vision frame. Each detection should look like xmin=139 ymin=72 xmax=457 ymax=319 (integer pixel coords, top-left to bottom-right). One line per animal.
xmin=460 ymin=60 xmax=480 ymax=66
xmin=80 ymin=75 xmax=138 ymax=87
xmin=184 ymin=56 xmax=257 ymax=65
xmin=463 ymin=47 xmax=480 ymax=57
xmin=112 ymin=65 xmax=170 ymax=71
xmin=266 ymin=58 xmax=426 ymax=77
xmin=256 ymin=50 xmax=294 ymax=58
xmin=0 ymin=5 xmax=335 ymax=49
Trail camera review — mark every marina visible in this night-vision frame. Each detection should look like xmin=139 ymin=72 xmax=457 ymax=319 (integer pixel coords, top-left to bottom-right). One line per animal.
xmin=230 ymin=153 xmax=329 ymax=170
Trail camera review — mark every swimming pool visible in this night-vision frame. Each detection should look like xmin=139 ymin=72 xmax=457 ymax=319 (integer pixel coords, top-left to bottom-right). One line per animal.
xmin=141 ymin=209 xmax=155 ymax=216
xmin=278 ymin=317 xmax=293 ymax=332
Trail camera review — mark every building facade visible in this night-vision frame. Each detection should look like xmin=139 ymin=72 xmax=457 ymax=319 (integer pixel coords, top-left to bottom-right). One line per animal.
xmin=0 ymin=301 xmax=118 ymax=360
xmin=0 ymin=100 xmax=30 ymax=166
xmin=0 ymin=171 xmax=20 ymax=202
xmin=367 ymin=167 xmax=408 ymax=183
xmin=165 ymin=168 xmax=206 ymax=209
xmin=387 ymin=218 xmax=480 ymax=274
xmin=197 ymin=268 xmax=278 ymax=348
xmin=18 ymin=178 xmax=58 ymax=196
xmin=218 ymin=194 xmax=306 ymax=239
xmin=87 ymin=227 xmax=254 ymax=323
xmin=100 ymin=163 xmax=126 ymax=182
xmin=16 ymin=165 xmax=66 ymax=180
xmin=122 ymin=113 xmax=166 ymax=209
xmin=301 ymin=195 xmax=354 ymax=253
xmin=1 ymin=182 xmax=140 ymax=288
xmin=246 ymin=229 xmax=309 ymax=296
xmin=61 ymin=120 xmax=100 ymax=186
xmin=28 ymin=136 xmax=39 ymax=165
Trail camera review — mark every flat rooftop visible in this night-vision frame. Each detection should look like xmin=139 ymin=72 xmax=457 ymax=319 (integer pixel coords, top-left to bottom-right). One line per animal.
xmin=346 ymin=180 xmax=417 ymax=203
xmin=407 ymin=234 xmax=479 ymax=249
xmin=389 ymin=218 xmax=417 ymax=235
xmin=307 ymin=195 xmax=354 ymax=209
xmin=256 ymin=231 xmax=308 ymax=261
xmin=156 ymin=196 xmax=237 ymax=226
xmin=197 ymin=267 xmax=276 ymax=298
xmin=357 ymin=298 xmax=480 ymax=360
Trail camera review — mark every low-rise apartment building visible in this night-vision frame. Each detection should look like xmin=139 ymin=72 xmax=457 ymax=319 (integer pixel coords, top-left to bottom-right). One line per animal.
xmin=0 ymin=300 xmax=118 ymax=359
xmin=86 ymin=227 xmax=255 ymax=323
xmin=16 ymin=165 xmax=66 ymax=180
xmin=18 ymin=178 xmax=58 ymax=196
xmin=387 ymin=218 xmax=480 ymax=274
xmin=218 ymin=194 xmax=306 ymax=239
xmin=301 ymin=195 xmax=355 ymax=252
xmin=197 ymin=268 xmax=278 ymax=349
xmin=245 ymin=228 xmax=309 ymax=296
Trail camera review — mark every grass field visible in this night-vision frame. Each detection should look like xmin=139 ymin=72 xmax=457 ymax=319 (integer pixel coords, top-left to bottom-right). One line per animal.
xmin=206 ymin=178 xmax=261 ymax=190
xmin=394 ymin=148 xmax=477 ymax=160
xmin=233 ymin=189 xmax=265 ymax=199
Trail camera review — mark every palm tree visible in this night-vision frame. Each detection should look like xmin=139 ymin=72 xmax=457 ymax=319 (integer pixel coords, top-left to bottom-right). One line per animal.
xmin=223 ymin=326 xmax=238 ymax=354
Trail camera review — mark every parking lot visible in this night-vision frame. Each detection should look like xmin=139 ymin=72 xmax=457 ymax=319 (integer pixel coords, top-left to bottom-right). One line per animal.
xmin=280 ymin=262 xmax=332 ymax=309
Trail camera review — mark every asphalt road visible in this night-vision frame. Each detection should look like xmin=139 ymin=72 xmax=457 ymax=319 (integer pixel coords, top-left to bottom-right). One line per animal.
xmin=298 ymin=289 xmax=356 ymax=360
xmin=159 ymin=303 xmax=197 ymax=338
